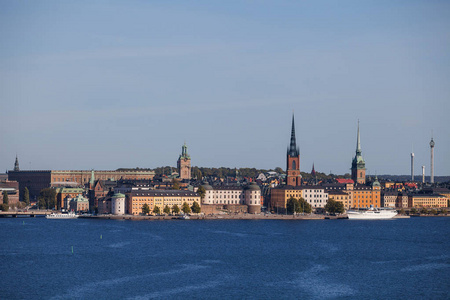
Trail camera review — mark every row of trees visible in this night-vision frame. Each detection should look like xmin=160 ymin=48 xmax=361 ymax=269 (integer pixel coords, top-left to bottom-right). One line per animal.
xmin=410 ymin=207 xmax=447 ymax=215
xmin=142 ymin=201 xmax=201 ymax=215
xmin=285 ymin=197 xmax=345 ymax=215
xmin=154 ymin=166 xmax=285 ymax=179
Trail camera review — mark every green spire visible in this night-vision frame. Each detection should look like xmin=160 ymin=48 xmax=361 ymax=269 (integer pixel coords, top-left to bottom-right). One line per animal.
xmin=352 ymin=120 xmax=365 ymax=168
xmin=90 ymin=169 xmax=95 ymax=185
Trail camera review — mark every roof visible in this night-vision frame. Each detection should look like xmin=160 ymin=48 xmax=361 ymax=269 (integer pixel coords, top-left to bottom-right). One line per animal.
xmin=336 ymin=178 xmax=354 ymax=184
xmin=129 ymin=190 xmax=199 ymax=197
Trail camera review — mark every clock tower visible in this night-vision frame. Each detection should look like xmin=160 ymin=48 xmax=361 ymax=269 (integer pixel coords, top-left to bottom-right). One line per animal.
xmin=286 ymin=114 xmax=301 ymax=186
xmin=177 ymin=143 xmax=191 ymax=180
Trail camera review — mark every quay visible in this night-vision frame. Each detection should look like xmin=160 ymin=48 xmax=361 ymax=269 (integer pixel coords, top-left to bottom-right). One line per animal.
xmin=0 ymin=211 xmax=51 ymax=218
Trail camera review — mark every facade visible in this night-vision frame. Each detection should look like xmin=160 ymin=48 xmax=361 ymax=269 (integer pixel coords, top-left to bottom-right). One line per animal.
xmin=177 ymin=143 xmax=191 ymax=180
xmin=111 ymin=193 xmax=126 ymax=215
xmin=0 ymin=180 xmax=20 ymax=205
xmin=98 ymin=197 xmax=112 ymax=214
xmin=55 ymin=187 xmax=85 ymax=209
xmin=351 ymin=121 xmax=366 ymax=185
xmin=408 ymin=194 xmax=447 ymax=208
xmin=68 ymin=194 xmax=89 ymax=212
xmin=286 ymin=114 xmax=301 ymax=186
xmin=328 ymin=190 xmax=351 ymax=209
xmin=126 ymin=190 xmax=201 ymax=215
xmin=301 ymin=186 xmax=329 ymax=209
xmin=201 ymin=183 xmax=261 ymax=214
xmin=8 ymin=167 xmax=155 ymax=199
xmin=381 ymin=190 xmax=398 ymax=208
xmin=397 ymin=192 xmax=409 ymax=208
xmin=270 ymin=186 xmax=302 ymax=212
xmin=350 ymin=178 xmax=381 ymax=208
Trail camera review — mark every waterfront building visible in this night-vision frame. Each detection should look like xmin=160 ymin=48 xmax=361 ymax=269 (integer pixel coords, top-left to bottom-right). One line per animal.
xmin=97 ymin=197 xmax=112 ymax=214
xmin=55 ymin=187 xmax=85 ymax=209
xmin=350 ymin=177 xmax=381 ymax=208
xmin=0 ymin=180 xmax=20 ymax=205
xmin=396 ymin=192 xmax=409 ymax=208
xmin=68 ymin=194 xmax=89 ymax=212
xmin=351 ymin=121 xmax=366 ymax=185
xmin=177 ymin=143 xmax=191 ymax=180
xmin=201 ymin=182 xmax=261 ymax=214
xmin=327 ymin=190 xmax=351 ymax=209
xmin=408 ymin=194 xmax=447 ymax=208
xmin=381 ymin=190 xmax=397 ymax=208
xmin=270 ymin=186 xmax=302 ymax=212
xmin=286 ymin=114 xmax=301 ymax=186
xmin=8 ymin=167 xmax=155 ymax=199
xmin=126 ymin=190 xmax=200 ymax=215
xmin=301 ymin=186 xmax=329 ymax=209
xmin=111 ymin=193 xmax=126 ymax=215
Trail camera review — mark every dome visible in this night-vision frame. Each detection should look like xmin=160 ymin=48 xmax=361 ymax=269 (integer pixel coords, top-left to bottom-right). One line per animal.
xmin=246 ymin=182 xmax=260 ymax=191
xmin=201 ymin=184 xmax=213 ymax=191
xmin=112 ymin=193 xmax=126 ymax=198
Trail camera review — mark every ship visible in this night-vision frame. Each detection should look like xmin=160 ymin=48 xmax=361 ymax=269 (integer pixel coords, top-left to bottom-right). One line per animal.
xmin=347 ymin=207 xmax=398 ymax=220
xmin=45 ymin=212 xmax=79 ymax=219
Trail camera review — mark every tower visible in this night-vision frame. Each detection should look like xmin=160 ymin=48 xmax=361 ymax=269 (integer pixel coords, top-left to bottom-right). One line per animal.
xmin=351 ymin=120 xmax=366 ymax=185
xmin=286 ymin=114 xmax=301 ymax=186
xmin=430 ymin=137 xmax=435 ymax=184
xmin=177 ymin=143 xmax=191 ymax=180
xmin=14 ymin=155 xmax=20 ymax=171
xmin=411 ymin=150 xmax=414 ymax=182
xmin=422 ymin=166 xmax=425 ymax=183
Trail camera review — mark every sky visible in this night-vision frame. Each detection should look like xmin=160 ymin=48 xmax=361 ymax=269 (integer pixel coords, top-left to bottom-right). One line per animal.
xmin=0 ymin=0 xmax=449 ymax=176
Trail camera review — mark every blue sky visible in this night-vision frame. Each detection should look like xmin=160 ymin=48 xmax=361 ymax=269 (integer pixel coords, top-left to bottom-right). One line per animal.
xmin=1 ymin=0 xmax=449 ymax=176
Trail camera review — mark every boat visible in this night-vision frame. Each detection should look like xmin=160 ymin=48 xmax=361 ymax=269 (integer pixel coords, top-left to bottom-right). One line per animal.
xmin=178 ymin=214 xmax=190 ymax=220
xmin=45 ymin=212 xmax=79 ymax=219
xmin=347 ymin=207 xmax=397 ymax=220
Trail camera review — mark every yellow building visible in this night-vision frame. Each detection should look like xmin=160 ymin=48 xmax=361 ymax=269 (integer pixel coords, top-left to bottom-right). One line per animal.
xmin=127 ymin=190 xmax=201 ymax=215
xmin=350 ymin=179 xmax=381 ymax=208
xmin=328 ymin=190 xmax=351 ymax=209
xmin=408 ymin=194 xmax=448 ymax=208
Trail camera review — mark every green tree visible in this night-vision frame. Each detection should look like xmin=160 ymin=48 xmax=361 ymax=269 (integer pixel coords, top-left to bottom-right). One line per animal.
xmin=142 ymin=203 xmax=150 ymax=215
xmin=324 ymin=198 xmax=345 ymax=214
xmin=286 ymin=197 xmax=299 ymax=214
xmin=299 ymin=197 xmax=312 ymax=213
xmin=420 ymin=207 xmax=428 ymax=214
xmin=172 ymin=179 xmax=180 ymax=190
xmin=23 ymin=187 xmax=30 ymax=206
xmin=153 ymin=205 xmax=161 ymax=215
xmin=410 ymin=207 xmax=417 ymax=214
xmin=182 ymin=202 xmax=191 ymax=214
xmin=163 ymin=205 xmax=171 ymax=215
xmin=440 ymin=207 xmax=447 ymax=215
xmin=191 ymin=201 xmax=201 ymax=214
xmin=197 ymin=186 xmax=206 ymax=200
xmin=430 ymin=208 xmax=438 ymax=215
xmin=400 ymin=208 xmax=405 ymax=215
xmin=38 ymin=188 xmax=56 ymax=209
xmin=2 ymin=190 xmax=9 ymax=205
xmin=172 ymin=204 xmax=180 ymax=214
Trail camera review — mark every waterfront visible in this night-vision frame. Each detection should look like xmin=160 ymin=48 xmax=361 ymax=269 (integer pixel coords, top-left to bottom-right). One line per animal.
xmin=1 ymin=217 xmax=449 ymax=299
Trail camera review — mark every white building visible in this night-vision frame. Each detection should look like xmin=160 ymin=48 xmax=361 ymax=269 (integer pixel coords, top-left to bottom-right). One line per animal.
xmin=111 ymin=193 xmax=125 ymax=215
xmin=301 ymin=186 xmax=329 ymax=208
xmin=201 ymin=182 xmax=261 ymax=213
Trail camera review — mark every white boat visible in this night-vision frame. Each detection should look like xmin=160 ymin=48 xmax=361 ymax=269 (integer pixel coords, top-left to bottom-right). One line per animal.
xmin=347 ymin=207 xmax=397 ymax=220
xmin=46 ymin=212 xmax=79 ymax=219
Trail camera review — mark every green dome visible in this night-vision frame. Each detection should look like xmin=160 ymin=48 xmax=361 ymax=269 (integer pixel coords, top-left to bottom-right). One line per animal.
xmin=246 ymin=182 xmax=260 ymax=191
xmin=201 ymin=184 xmax=213 ymax=191
xmin=112 ymin=193 xmax=126 ymax=198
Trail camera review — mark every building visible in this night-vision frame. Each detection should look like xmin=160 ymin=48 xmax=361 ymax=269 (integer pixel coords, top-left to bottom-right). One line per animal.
xmin=301 ymin=186 xmax=329 ymax=209
xmin=126 ymin=190 xmax=201 ymax=215
xmin=328 ymin=190 xmax=351 ymax=209
xmin=286 ymin=114 xmax=301 ymax=186
xmin=351 ymin=121 xmax=366 ymax=185
xmin=201 ymin=182 xmax=261 ymax=214
xmin=68 ymin=194 xmax=89 ymax=212
xmin=98 ymin=197 xmax=112 ymax=214
xmin=350 ymin=177 xmax=381 ymax=208
xmin=177 ymin=143 xmax=191 ymax=180
xmin=408 ymin=194 xmax=447 ymax=208
xmin=0 ymin=180 xmax=20 ymax=206
xmin=55 ymin=187 xmax=85 ymax=210
xmin=381 ymin=190 xmax=398 ymax=208
xmin=396 ymin=192 xmax=409 ymax=208
xmin=8 ymin=164 xmax=155 ymax=199
xmin=111 ymin=193 xmax=126 ymax=215
xmin=270 ymin=185 xmax=329 ymax=211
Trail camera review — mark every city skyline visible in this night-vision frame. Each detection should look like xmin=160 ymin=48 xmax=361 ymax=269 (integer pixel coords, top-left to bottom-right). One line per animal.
xmin=1 ymin=1 xmax=449 ymax=175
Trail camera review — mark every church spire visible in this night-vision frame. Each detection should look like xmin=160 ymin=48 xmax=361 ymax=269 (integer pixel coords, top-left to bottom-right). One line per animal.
xmin=356 ymin=119 xmax=362 ymax=155
xmin=14 ymin=155 xmax=20 ymax=171
xmin=287 ymin=114 xmax=299 ymax=157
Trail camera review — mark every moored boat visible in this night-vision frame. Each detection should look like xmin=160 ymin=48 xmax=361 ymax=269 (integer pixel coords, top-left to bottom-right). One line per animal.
xmin=347 ymin=207 xmax=397 ymax=220
xmin=45 ymin=212 xmax=79 ymax=219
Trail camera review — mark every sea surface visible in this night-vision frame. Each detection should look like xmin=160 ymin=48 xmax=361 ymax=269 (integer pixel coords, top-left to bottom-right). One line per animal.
xmin=1 ymin=217 xmax=449 ymax=299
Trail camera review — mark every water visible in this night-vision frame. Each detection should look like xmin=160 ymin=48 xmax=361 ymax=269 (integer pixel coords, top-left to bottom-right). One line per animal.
xmin=1 ymin=217 xmax=449 ymax=299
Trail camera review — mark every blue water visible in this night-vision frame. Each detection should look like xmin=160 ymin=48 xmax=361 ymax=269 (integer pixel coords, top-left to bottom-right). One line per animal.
xmin=1 ymin=217 xmax=449 ymax=299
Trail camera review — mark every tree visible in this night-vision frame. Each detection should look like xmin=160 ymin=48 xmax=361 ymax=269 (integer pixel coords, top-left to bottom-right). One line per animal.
xmin=191 ymin=201 xmax=201 ymax=214
xmin=172 ymin=204 xmax=180 ymax=214
xmin=197 ymin=186 xmax=206 ymax=201
xmin=298 ymin=198 xmax=312 ymax=213
xmin=172 ymin=179 xmax=180 ymax=190
xmin=286 ymin=197 xmax=299 ymax=214
xmin=164 ymin=205 xmax=171 ymax=214
xmin=22 ymin=187 xmax=30 ymax=206
xmin=410 ymin=207 xmax=417 ymax=214
xmin=430 ymin=208 xmax=438 ymax=215
xmin=440 ymin=207 xmax=447 ymax=215
xmin=153 ymin=205 xmax=161 ymax=215
xmin=142 ymin=203 xmax=150 ymax=215
xmin=2 ymin=190 xmax=9 ymax=205
xmin=324 ymin=198 xmax=345 ymax=214
xmin=182 ymin=202 xmax=191 ymax=214
xmin=400 ymin=208 xmax=405 ymax=215
xmin=420 ymin=207 xmax=428 ymax=214
xmin=38 ymin=188 xmax=56 ymax=209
